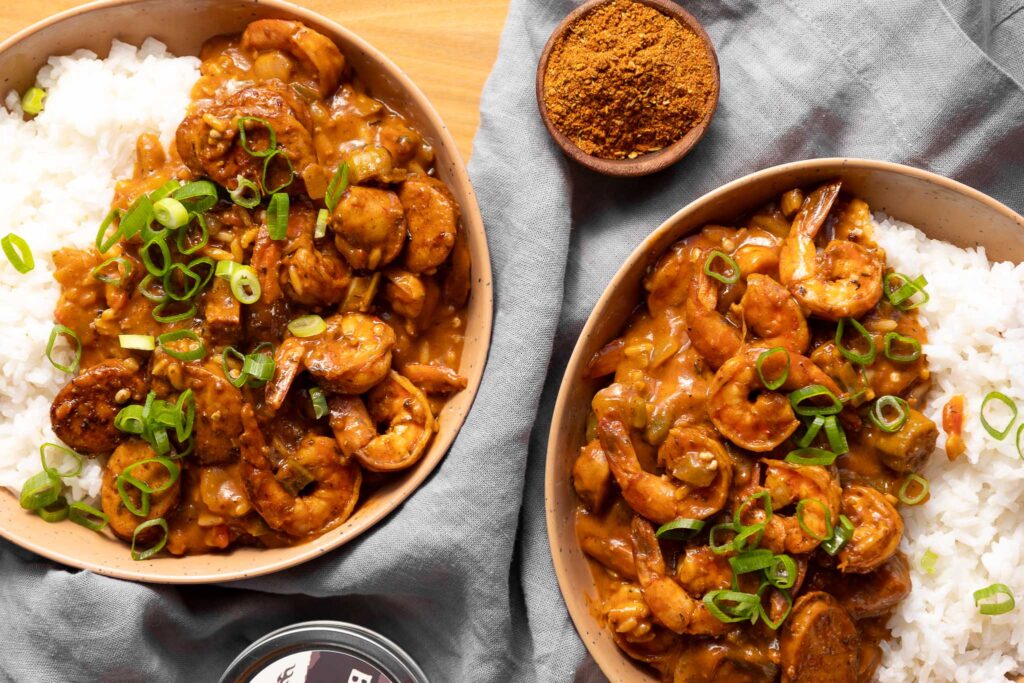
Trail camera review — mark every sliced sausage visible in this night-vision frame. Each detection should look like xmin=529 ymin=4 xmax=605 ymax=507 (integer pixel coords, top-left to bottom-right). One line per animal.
xmin=101 ymin=440 xmax=181 ymax=542
xmin=780 ymin=592 xmax=859 ymax=683
xmin=50 ymin=359 xmax=147 ymax=455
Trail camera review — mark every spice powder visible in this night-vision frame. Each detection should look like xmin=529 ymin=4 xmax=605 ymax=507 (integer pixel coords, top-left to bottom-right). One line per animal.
xmin=542 ymin=0 xmax=715 ymax=160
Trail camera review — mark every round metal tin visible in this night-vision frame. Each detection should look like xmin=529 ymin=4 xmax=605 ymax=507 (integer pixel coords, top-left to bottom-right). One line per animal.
xmin=220 ymin=621 xmax=429 ymax=683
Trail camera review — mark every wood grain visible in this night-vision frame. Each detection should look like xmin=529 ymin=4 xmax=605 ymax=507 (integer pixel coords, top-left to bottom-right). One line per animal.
xmin=0 ymin=0 xmax=508 ymax=158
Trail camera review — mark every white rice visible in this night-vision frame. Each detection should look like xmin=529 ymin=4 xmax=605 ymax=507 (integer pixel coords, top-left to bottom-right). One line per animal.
xmin=874 ymin=215 xmax=1024 ymax=682
xmin=0 ymin=39 xmax=199 ymax=501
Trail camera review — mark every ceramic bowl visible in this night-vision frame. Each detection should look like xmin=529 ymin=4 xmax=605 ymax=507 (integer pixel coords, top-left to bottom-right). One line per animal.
xmin=535 ymin=0 xmax=720 ymax=177
xmin=0 ymin=0 xmax=493 ymax=583
xmin=545 ymin=158 xmax=1024 ymax=680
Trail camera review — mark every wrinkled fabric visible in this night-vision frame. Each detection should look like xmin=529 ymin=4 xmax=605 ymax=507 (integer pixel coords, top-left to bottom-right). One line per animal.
xmin=1 ymin=1 xmax=1022 ymax=681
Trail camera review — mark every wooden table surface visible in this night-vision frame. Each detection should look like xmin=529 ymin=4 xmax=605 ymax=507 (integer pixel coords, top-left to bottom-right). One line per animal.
xmin=0 ymin=0 xmax=509 ymax=159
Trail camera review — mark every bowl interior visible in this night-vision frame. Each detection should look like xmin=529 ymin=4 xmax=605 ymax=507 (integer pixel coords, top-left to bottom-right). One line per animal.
xmin=545 ymin=158 xmax=1024 ymax=681
xmin=0 ymin=0 xmax=492 ymax=583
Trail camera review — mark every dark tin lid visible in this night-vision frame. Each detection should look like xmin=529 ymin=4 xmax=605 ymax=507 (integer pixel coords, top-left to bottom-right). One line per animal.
xmin=220 ymin=621 xmax=429 ymax=683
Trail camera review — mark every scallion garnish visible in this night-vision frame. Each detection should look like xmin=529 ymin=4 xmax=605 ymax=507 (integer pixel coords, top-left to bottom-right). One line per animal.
xmin=820 ymin=514 xmax=855 ymax=555
xmin=163 ymin=262 xmax=203 ymax=301
xmin=869 ymin=395 xmax=909 ymax=433
xmin=241 ymin=352 xmax=275 ymax=386
xmin=68 ymin=501 xmax=108 ymax=532
xmin=91 ymin=255 xmax=132 ymax=285
xmin=823 ymin=415 xmax=848 ymax=455
xmin=654 ymin=518 xmax=705 ymax=540
xmin=315 ymin=207 xmax=329 ymax=239
xmin=733 ymin=491 xmax=773 ymax=529
xmin=152 ymin=197 xmax=188 ymax=229
xmin=141 ymin=238 xmax=171 ymax=277
xmin=756 ymin=347 xmax=789 ymax=390
xmin=38 ymin=497 xmax=69 ymax=523
xmin=795 ymin=498 xmax=832 ymax=541
xmin=703 ymin=250 xmax=740 ymax=285
xmin=885 ymin=273 xmax=929 ymax=310
xmin=789 ymin=384 xmax=843 ymax=417
xmin=758 ymin=587 xmax=792 ymax=630
xmin=728 ymin=549 xmax=774 ymax=575
xmin=172 ymin=180 xmax=218 ymax=214
xmin=1016 ymin=424 xmax=1024 ymax=461
xmin=288 ymin=314 xmax=326 ymax=338
xmin=796 ymin=415 xmax=825 ymax=448
xmin=176 ymin=389 xmax=195 ymax=442
xmin=19 ymin=470 xmax=61 ymax=510
xmin=883 ymin=332 xmax=921 ymax=362
xmin=230 ymin=265 xmax=261 ymax=305
xmin=709 ymin=523 xmax=738 ymax=555
xmin=835 ymin=317 xmax=876 ymax=365
xmin=973 ymin=583 xmax=1015 ymax=616
xmin=229 ymin=175 xmax=261 ymax=208
xmin=130 ymin=517 xmax=169 ymax=560
xmin=262 ymin=148 xmax=295 ymax=194
xmin=980 ymin=391 xmax=1018 ymax=440
xmin=703 ymin=590 xmax=760 ymax=623
xmin=222 ymin=346 xmax=247 ymax=388
xmin=1 ymin=233 xmax=34 ymax=273
xmin=95 ymin=208 xmax=123 ymax=253
xmin=237 ymin=116 xmax=277 ymax=157
xmin=120 ymin=457 xmax=181 ymax=494
xmin=176 ymin=213 xmax=210 ymax=255
xmin=897 ymin=473 xmax=929 ymax=505
xmin=138 ymin=274 xmax=166 ymax=303
xmin=267 ymin=192 xmax=290 ymax=240
xmin=120 ymin=195 xmax=154 ymax=242
xmin=784 ymin=447 xmax=837 ymax=466
xmin=116 ymin=475 xmax=151 ymax=517
xmin=766 ymin=554 xmax=797 ymax=589
xmin=45 ymin=325 xmax=81 ymax=374
xmin=325 ymin=162 xmax=350 ymax=212
xmin=40 ymin=442 xmax=83 ymax=479
xmin=921 ymin=549 xmax=938 ymax=574
xmin=21 ymin=86 xmax=46 ymax=115
xmin=309 ymin=387 xmax=328 ymax=419
xmin=157 ymin=329 xmax=206 ymax=362
xmin=152 ymin=301 xmax=197 ymax=324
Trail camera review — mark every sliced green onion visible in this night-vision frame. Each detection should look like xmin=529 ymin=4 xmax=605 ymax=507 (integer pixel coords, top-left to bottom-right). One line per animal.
xmin=230 ymin=265 xmax=261 ymax=304
xmin=68 ymin=502 xmax=108 ymax=531
xmin=121 ymin=195 xmax=155 ymax=242
xmin=654 ymin=518 xmax=706 ymax=540
xmin=315 ymin=207 xmax=329 ymax=239
xmin=973 ymin=583 xmax=1015 ymax=616
xmin=141 ymin=238 xmax=171 ymax=277
xmin=821 ymin=514 xmax=855 ymax=556
xmin=138 ymin=274 xmax=166 ymax=303
xmin=177 ymin=389 xmax=195 ymax=442
xmin=152 ymin=197 xmax=188 ymax=229
xmin=766 ymin=554 xmax=797 ymax=589
xmin=1 ymin=233 xmax=34 ymax=273
xmin=157 ymin=329 xmax=206 ymax=362
xmin=121 ymin=457 xmax=181 ymax=494
xmin=288 ymin=314 xmax=326 ymax=338
xmin=152 ymin=301 xmax=196 ymax=324
xmin=308 ymin=387 xmax=329 ymax=419
xmin=835 ymin=317 xmax=876 ymax=365
xmin=172 ymin=180 xmax=218 ymax=214
xmin=734 ymin=491 xmax=773 ymax=529
xmin=221 ymin=346 xmax=247 ymax=388
xmin=237 ymin=116 xmax=277 ymax=158
xmin=241 ymin=352 xmax=275 ymax=384
xmin=40 ymin=442 xmax=83 ymax=478
xmin=116 ymin=475 xmax=151 ymax=517
xmin=215 ymin=259 xmax=240 ymax=280
xmin=19 ymin=471 xmax=61 ymax=510
xmin=870 ymin=395 xmax=909 ymax=432
xmin=795 ymin=498 xmax=832 ymax=541
xmin=885 ymin=273 xmax=929 ymax=310
xmin=703 ymin=590 xmax=760 ymax=623
xmin=262 ymin=148 xmax=295 ymax=194
xmin=789 ymin=384 xmax=843 ymax=416
xmin=709 ymin=523 xmax=738 ymax=555
xmin=785 ymin=447 xmax=837 ymax=466
xmin=95 ymin=208 xmax=123 ymax=253
xmin=756 ymin=347 xmax=789 ymax=390
xmin=980 ymin=391 xmax=1018 ymax=440
xmin=176 ymin=213 xmax=210 ymax=255
xmin=229 ymin=175 xmax=261 ymax=208
xmin=38 ymin=497 xmax=69 ymax=523
xmin=267 ymin=192 xmax=290 ymax=240
xmin=163 ymin=263 xmax=202 ymax=301
xmin=45 ymin=325 xmax=81 ymax=374
xmin=796 ymin=415 xmax=825 ymax=449
xmin=325 ymin=162 xmax=350 ymax=211
xmin=187 ymin=257 xmax=216 ymax=292
xmin=1016 ymin=423 xmax=1023 ymax=461
xmin=823 ymin=415 xmax=848 ymax=455
xmin=114 ymin=404 xmax=146 ymax=435
xmin=91 ymin=255 xmax=132 ymax=285
xmin=21 ymin=86 xmax=46 ymax=115
xmin=732 ymin=523 xmax=766 ymax=553
xmin=897 ymin=473 xmax=929 ymax=505
xmin=921 ymin=549 xmax=938 ymax=575
xmin=703 ymin=250 xmax=740 ymax=285
xmin=758 ymin=588 xmax=792 ymax=630
xmin=883 ymin=332 xmax=922 ymax=362
xmin=130 ymin=517 xmax=169 ymax=561
xmin=150 ymin=425 xmax=171 ymax=455
xmin=729 ymin=549 xmax=774 ymax=575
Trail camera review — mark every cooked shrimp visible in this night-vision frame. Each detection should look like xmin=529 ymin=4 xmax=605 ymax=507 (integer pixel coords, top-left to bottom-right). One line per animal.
xmin=755 ymin=459 xmax=842 ymax=555
xmin=401 ymin=362 xmax=468 ymax=394
xmin=101 ymin=440 xmax=182 ymax=542
xmin=239 ymin=406 xmax=361 ymax=537
xmin=837 ymin=485 xmax=903 ymax=573
xmin=599 ymin=419 xmax=732 ymax=524
xmin=684 ymin=248 xmax=743 ymax=368
xmin=279 ymin=202 xmax=351 ymax=307
xmin=605 ymin=583 xmax=658 ymax=643
xmin=382 ymin=268 xmax=426 ymax=319
xmin=732 ymin=227 xmax=782 ymax=276
xmin=50 ymin=358 xmax=148 ymax=456
xmin=399 ymin=175 xmax=459 ymax=274
xmin=265 ymin=312 xmax=395 ymax=409
xmin=577 ymin=508 xmax=636 ymax=579
xmin=707 ymin=347 xmax=844 ymax=452
xmin=644 ymin=240 xmax=692 ymax=313
xmin=336 ymin=371 xmax=435 ymax=472
xmin=573 ymin=439 xmax=614 ymax=513
xmin=241 ymin=19 xmax=345 ymax=96
xmin=327 ymin=395 xmax=375 ymax=458
xmin=675 ymin=546 xmax=732 ymax=596
xmin=630 ymin=517 xmax=728 ymax=636
xmin=738 ymin=274 xmax=810 ymax=354
xmin=329 ymin=186 xmax=406 ymax=270
xmin=778 ymin=180 xmax=883 ymax=320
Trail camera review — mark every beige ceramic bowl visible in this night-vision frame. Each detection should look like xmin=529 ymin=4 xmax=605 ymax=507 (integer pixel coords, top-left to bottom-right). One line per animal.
xmin=545 ymin=158 xmax=1024 ymax=681
xmin=0 ymin=0 xmax=493 ymax=583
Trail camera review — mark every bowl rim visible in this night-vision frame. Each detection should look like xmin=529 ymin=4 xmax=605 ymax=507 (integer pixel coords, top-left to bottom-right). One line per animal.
xmin=0 ymin=0 xmax=494 ymax=583
xmin=535 ymin=0 xmax=721 ymax=177
xmin=544 ymin=157 xmax=1024 ymax=679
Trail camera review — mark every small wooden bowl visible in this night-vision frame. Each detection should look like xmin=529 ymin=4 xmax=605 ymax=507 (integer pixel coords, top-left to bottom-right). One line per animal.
xmin=536 ymin=0 xmax=720 ymax=177
xmin=0 ymin=0 xmax=493 ymax=584
xmin=545 ymin=158 xmax=1024 ymax=681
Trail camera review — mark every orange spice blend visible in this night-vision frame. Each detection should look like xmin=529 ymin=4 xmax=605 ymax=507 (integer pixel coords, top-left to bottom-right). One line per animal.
xmin=542 ymin=0 xmax=715 ymax=160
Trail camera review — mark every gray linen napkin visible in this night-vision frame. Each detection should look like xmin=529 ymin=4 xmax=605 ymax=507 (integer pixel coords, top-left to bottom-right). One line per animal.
xmin=1 ymin=1 xmax=1022 ymax=681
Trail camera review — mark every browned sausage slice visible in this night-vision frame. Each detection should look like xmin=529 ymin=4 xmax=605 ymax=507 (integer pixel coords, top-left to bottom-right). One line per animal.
xmin=810 ymin=552 xmax=912 ymax=620
xmin=780 ymin=592 xmax=859 ymax=683
xmin=50 ymin=359 xmax=147 ymax=455
xmin=101 ymin=440 xmax=181 ymax=542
